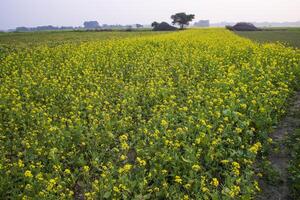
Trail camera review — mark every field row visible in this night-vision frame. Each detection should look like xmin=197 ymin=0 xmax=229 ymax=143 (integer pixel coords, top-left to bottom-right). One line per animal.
xmin=0 ymin=29 xmax=299 ymax=199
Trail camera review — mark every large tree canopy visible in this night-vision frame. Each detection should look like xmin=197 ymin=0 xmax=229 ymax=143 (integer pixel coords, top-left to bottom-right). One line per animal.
xmin=151 ymin=21 xmax=159 ymax=28
xmin=151 ymin=22 xmax=177 ymax=31
xmin=171 ymin=12 xmax=195 ymax=29
xmin=83 ymin=21 xmax=100 ymax=29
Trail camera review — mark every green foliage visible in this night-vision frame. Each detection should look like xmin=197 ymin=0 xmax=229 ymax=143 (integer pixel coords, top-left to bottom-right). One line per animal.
xmin=0 ymin=31 xmax=161 ymax=48
xmin=151 ymin=22 xmax=159 ymax=28
xmin=287 ymin=128 xmax=300 ymax=198
xmin=171 ymin=12 xmax=195 ymax=29
xmin=236 ymin=29 xmax=300 ymax=48
xmin=0 ymin=29 xmax=299 ymax=199
xmin=259 ymin=160 xmax=281 ymax=185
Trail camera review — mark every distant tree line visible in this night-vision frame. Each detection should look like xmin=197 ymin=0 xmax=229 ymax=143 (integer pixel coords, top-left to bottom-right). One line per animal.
xmin=14 ymin=12 xmax=198 ymax=33
xmin=15 ymin=21 xmax=144 ymax=32
xmin=83 ymin=21 xmax=100 ymax=29
xmin=15 ymin=26 xmax=75 ymax=32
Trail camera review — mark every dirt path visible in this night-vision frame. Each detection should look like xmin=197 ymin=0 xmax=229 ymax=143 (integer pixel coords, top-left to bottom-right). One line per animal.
xmin=258 ymin=91 xmax=300 ymax=200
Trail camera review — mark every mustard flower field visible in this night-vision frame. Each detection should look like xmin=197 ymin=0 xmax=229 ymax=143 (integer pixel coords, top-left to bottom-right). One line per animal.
xmin=0 ymin=29 xmax=299 ymax=199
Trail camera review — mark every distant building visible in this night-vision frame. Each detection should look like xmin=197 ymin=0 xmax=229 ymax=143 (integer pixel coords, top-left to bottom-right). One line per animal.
xmin=194 ymin=20 xmax=210 ymax=27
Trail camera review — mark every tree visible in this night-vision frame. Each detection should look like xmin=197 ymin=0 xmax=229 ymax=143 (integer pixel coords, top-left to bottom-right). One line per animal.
xmin=83 ymin=21 xmax=100 ymax=29
xmin=228 ymin=22 xmax=260 ymax=31
xmin=136 ymin=24 xmax=143 ymax=28
xmin=151 ymin=21 xmax=159 ymax=28
xmin=16 ymin=27 xmax=30 ymax=32
xmin=171 ymin=12 xmax=195 ymax=29
xmin=152 ymin=22 xmax=177 ymax=31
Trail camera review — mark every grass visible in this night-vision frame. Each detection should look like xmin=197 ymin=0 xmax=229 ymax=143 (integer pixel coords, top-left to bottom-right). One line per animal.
xmin=287 ymin=128 xmax=300 ymax=198
xmin=286 ymin=93 xmax=300 ymax=199
xmin=235 ymin=28 xmax=300 ymax=48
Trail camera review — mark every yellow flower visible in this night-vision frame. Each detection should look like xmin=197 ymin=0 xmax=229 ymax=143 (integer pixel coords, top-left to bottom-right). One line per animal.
xmin=118 ymin=164 xmax=132 ymax=174
xmin=249 ymin=142 xmax=262 ymax=154
xmin=47 ymin=178 xmax=57 ymax=191
xmin=50 ymin=178 xmax=57 ymax=184
xmin=192 ymin=164 xmax=201 ymax=172
xmin=137 ymin=157 xmax=146 ymax=166
xmin=161 ymin=119 xmax=168 ymax=127
xmin=87 ymin=105 xmax=93 ymax=111
xmin=267 ymin=138 xmax=273 ymax=143
xmin=259 ymin=107 xmax=266 ymax=113
xmin=254 ymin=180 xmax=261 ymax=191
xmin=174 ymin=176 xmax=183 ymax=184
xmin=18 ymin=160 xmax=24 ymax=168
xmin=119 ymin=134 xmax=128 ymax=141
xmin=211 ymin=178 xmax=219 ymax=187
xmin=24 ymin=170 xmax=33 ymax=178
xmin=22 ymin=195 xmax=29 ymax=200
xmin=113 ymin=186 xmax=120 ymax=193
xmin=38 ymin=191 xmax=45 ymax=197
xmin=64 ymin=169 xmax=71 ymax=174
xmin=221 ymin=160 xmax=229 ymax=164
xmin=232 ymin=162 xmax=240 ymax=169
xmin=162 ymin=182 xmax=168 ymax=188
xmin=36 ymin=173 xmax=44 ymax=181
xmin=25 ymin=183 xmax=32 ymax=191
xmin=85 ymin=192 xmax=92 ymax=199
xmin=182 ymin=107 xmax=188 ymax=112
xmin=232 ymin=162 xmax=241 ymax=176
xmin=1 ymin=28 xmax=298 ymax=199
xmin=228 ymin=185 xmax=240 ymax=197
xmin=240 ymin=104 xmax=247 ymax=109
xmin=120 ymin=155 xmax=127 ymax=161
xmin=83 ymin=166 xmax=90 ymax=172
xmin=123 ymin=164 xmax=132 ymax=171
xmin=201 ymin=187 xmax=209 ymax=193
xmin=119 ymin=184 xmax=128 ymax=191
xmin=235 ymin=127 xmax=243 ymax=134
xmin=184 ymin=183 xmax=191 ymax=189
xmin=121 ymin=142 xmax=129 ymax=150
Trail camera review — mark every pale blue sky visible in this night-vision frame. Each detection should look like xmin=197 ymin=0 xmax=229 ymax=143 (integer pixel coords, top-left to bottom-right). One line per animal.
xmin=0 ymin=0 xmax=299 ymax=29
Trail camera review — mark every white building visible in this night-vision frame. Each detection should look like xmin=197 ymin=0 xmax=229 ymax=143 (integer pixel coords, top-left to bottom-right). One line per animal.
xmin=194 ymin=20 xmax=210 ymax=27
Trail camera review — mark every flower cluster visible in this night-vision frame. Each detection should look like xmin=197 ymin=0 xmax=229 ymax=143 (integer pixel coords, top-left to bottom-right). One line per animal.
xmin=0 ymin=29 xmax=299 ymax=199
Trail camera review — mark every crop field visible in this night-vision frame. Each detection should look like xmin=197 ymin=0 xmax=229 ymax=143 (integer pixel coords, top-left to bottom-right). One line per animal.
xmin=0 ymin=31 xmax=162 ymax=64
xmin=236 ymin=28 xmax=300 ymax=48
xmin=0 ymin=29 xmax=299 ymax=199
xmin=0 ymin=30 xmax=161 ymax=47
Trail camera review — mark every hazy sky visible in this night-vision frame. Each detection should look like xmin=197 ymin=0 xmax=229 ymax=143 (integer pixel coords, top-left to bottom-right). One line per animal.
xmin=0 ymin=0 xmax=299 ymax=29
